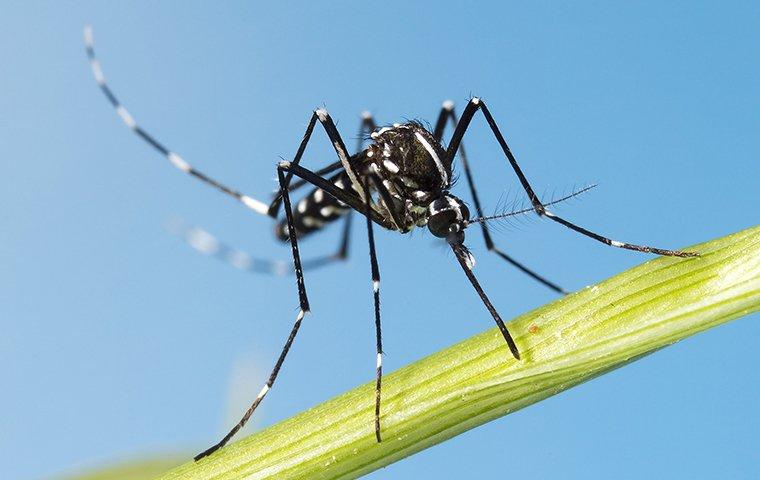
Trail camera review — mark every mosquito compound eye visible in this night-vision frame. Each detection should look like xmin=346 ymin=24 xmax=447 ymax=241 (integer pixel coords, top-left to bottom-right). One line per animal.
xmin=427 ymin=210 xmax=458 ymax=238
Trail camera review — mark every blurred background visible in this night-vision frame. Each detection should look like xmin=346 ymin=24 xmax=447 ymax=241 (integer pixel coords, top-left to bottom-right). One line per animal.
xmin=2 ymin=2 xmax=758 ymax=479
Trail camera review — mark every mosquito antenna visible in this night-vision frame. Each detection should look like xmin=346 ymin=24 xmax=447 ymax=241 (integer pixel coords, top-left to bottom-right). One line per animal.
xmin=467 ymin=183 xmax=598 ymax=226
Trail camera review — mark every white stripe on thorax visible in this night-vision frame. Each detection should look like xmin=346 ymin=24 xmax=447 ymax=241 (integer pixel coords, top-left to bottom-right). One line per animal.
xmin=414 ymin=131 xmax=448 ymax=185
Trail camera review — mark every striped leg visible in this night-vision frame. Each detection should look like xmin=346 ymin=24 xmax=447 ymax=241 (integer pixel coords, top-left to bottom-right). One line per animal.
xmin=267 ymin=108 xmax=375 ymax=217
xmin=275 ymin=162 xmax=411 ymax=442
xmin=445 ymin=97 xmax=698 ymax=258
xmin=434 ymin=101 xmax=569 ymax=294
xmin=195 ymin=146 xmax=396 ymax=460
xmin=172 ymin=112 xmax=379 ymax=275
xmin=83 ymin=26 xmax=270 ymax=216
xmin=285 ymin=111 xmax=377 ymax=195
xmin=168 ymin=218 xmax=352 ymax=275
xmin=194 ymin=167 xmax=312 ymax=461
xmin=362 ymin=176 xmax=384 ymax=442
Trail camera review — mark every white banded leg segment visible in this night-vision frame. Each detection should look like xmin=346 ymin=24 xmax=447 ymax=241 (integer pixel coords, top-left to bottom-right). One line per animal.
xmin=240 ymin=195 xmax=269 ymax=215
xmin=361 ymin=176 xmax=384 ymax=443
xmin=542 ymin=210 xmax=698 ymax=257
xmin=255 ymin=384 xmax=270 ymax=401
xmin=84 ymin=26 xmax=106 ymax=85
xmin=463 ymin=250 xmax=476 ymax=270
xmin=168 ymin=152 xmax=191 ymax=172
xmin=314 ymin=109 xmax=366 ymax=203
xmin=84 ymin=25 xmax=271 ymax=218
xmin=169 ymin=222 xmax=293 ymax=275
xmin=116 ymin=105 xmax=136 ymax=129
xmin=194 ymin=306 xmax=309 ymax=461
xmin=185 ymin=227 xmax=220 ymax=255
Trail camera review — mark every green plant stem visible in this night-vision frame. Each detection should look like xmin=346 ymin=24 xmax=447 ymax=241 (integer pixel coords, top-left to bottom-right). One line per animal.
xmin=161 ymin=226 xmax=760 ymax=480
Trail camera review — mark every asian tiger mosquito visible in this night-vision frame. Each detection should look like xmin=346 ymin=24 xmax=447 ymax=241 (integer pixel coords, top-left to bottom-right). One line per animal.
xmin=84 ymin=26 xmax=697 ymax=461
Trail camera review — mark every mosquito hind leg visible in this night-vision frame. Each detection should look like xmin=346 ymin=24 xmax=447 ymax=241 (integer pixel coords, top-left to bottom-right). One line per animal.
xmin=84 ymin=26 xmax=271 ymax=216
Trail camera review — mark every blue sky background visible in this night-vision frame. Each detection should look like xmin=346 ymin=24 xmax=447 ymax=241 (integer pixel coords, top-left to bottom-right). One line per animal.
xmin=2 ymin=2 xmax=758 ymax=479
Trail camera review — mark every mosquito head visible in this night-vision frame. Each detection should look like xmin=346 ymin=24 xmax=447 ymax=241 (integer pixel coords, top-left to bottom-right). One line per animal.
xmin=427 ymin=194 xmax=470 ymax=244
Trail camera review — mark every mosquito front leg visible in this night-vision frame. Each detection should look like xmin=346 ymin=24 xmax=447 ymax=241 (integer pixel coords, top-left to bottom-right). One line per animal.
xmin=194 ymin=167 xmax=312 ymax=461
xmin=445 ymin=97 xmax=697 ymax=258
xmin=434 ymin=101 xmax=569 ymax=293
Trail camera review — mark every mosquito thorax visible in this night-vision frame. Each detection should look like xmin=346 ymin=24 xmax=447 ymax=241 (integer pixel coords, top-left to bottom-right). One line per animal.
xmin=427 ymin=194 xmax=470 ymax=243
xmin=367 ymin=122 xmax=451 ymax=194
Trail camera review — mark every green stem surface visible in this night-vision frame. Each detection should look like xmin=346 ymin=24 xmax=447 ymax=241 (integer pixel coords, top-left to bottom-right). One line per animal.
xmin=162 ymin=226 xmax=760 ymax=480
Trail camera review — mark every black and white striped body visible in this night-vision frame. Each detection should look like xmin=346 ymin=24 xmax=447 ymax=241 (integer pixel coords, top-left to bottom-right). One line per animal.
xmin=275 ymin=171 xmax=353 ymax=241
xmin=277 ymin=121 xmax=457 ymax=241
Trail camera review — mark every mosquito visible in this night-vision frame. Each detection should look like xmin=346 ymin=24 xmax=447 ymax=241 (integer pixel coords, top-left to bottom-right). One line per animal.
xmin=84 ymin=26 xmax=697 ymax=461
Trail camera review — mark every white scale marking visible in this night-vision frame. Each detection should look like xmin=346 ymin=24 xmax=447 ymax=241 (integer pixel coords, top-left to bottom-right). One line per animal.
xmin=464 ymin=251 xmax=476 ymax=270
xmin=442 ymin=99 xmax=454 ymax=111
xmin=446 ymin=196 xmax=463 ymax=220
xmin=187 ymin=228 xmax=220 ymax=255
xmin=383 ymin=144 xmax=391 ymax=158
xmin=414 ymin=131 xmax=448 ymax=185
xmin=274 ymin=262 xmax=289 ymax=276
xmin=297 ymin=199 xmax=308 ymax=213
xmin=314 ymin=189 xmax=325 ymax=203
xmin=376 ymin=353 xmax=383 ymax=369
xmin=320 ymin=206 xmax=338 ymax=217
xmin=373 ymin=280 xmax=380 ymax=293
xmin=383 ymin=160 xmax=400 ymax=173
xmin=168 ymin=152 xmax=191 ymax=172
xmin=256 ymin=384 xmax=270 ymax=400
xmin=227 ymin=250 xmax=252 ymax=270
xmin=83 ymin=25 xmax=94 ymax=47
xmin=90 ymin=60 xmax=105 ymax=85
xmin=610 ymin=240 xmax=624 ymax=247
xmin=302 ymin=217 xmax=325 ymax=228
xmin=116 ymin=106 xmax=136 ymax=129
xmin=241 ymin=195 xmax=269 ymax=215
